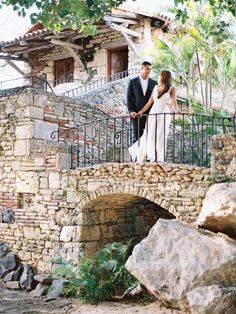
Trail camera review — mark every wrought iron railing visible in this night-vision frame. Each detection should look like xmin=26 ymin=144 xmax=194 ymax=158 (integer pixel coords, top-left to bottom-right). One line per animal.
xmin=51 ymin=113 xmax=236 ymax=169
xmin=62 ymin=68 xmax=140 ymax=97
xmin=0 ymin=75 xmax=54 ymax=92
xmin=49 ymin=78 xmax=85 ymax=87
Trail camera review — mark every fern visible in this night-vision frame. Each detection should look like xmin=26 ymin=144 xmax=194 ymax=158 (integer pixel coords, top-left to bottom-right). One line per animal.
xmin=52 ymin=241 xmax=137 ymax=302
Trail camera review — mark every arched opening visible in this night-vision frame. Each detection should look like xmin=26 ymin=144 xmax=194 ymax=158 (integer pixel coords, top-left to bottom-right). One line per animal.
xmin=80 ymin=193 xmax=175 ymax=256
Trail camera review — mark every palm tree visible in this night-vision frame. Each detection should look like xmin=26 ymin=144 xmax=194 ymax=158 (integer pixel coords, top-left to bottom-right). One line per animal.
xmin=151 ymin=37 xmax=196 ymax=98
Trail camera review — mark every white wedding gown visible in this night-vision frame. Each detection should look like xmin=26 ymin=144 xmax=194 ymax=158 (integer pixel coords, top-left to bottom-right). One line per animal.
xmin=129 ymin=86 xmax=173 ymax=162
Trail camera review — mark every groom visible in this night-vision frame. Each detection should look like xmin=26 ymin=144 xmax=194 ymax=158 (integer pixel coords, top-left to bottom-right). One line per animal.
xmin=127 ymin=61 xmax=157 ymax=143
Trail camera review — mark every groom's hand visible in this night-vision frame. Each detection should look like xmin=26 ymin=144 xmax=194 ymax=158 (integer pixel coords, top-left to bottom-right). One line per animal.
xmin=130 ymin=112 xmax=137 ymax=119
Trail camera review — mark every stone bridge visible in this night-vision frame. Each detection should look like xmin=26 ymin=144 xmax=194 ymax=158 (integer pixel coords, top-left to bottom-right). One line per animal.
xmin=0 ymin=162 xmax=212 ymax=273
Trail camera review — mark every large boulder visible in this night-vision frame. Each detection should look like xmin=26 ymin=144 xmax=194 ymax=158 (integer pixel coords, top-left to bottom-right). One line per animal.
xmin=227 ymin=157 xmax=236 ymax=181
xmin=186 ymin=285 xmax=236 ymax=314
xmin=197 ymin=182 xmax=236 ymax=237
xmin=125 ymin=219 xmax=236 ymax=310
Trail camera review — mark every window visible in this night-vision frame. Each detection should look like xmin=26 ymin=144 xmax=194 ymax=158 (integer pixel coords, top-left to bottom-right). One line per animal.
xmin=54 ymin=58 xmax=74 ymax=86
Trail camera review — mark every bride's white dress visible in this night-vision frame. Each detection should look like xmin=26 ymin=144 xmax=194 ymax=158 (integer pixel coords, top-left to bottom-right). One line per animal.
xmin=129 ymin=86 xmax=173 ymax=162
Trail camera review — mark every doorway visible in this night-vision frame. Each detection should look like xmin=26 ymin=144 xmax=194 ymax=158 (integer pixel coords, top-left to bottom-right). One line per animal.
xmin=107 ymin=47 xmax=128 ymax=80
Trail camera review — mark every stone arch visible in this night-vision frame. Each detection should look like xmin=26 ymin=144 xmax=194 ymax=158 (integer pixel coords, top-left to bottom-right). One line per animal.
xmin=79 ymin=192 xmax=175 ymax=256
xmin=79 ymin=182 xmax=173 ymax=215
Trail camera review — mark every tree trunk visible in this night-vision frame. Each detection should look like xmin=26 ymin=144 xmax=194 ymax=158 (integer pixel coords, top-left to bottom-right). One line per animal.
xmin=209 ymin=57 xmax=212 ymax=109
xmin=205 ymin=62 xmax=209 ymax=110
xmin=196 ymin=49 xmax=205 ymax=107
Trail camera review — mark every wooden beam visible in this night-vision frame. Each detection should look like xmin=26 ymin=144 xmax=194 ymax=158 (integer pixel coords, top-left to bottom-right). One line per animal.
xmin=102 ymin=39 xmax=128 ymax=49
xmin=0 ymin=55 xmax=26 ymax=61
xmin=5 ymin=59 xmax=27 ymax=76
xmin=103 ymin=15 xmax=137 ymax=25
xmin=44 ymin=34 xmax=67 ymax=40
xmin=121 ymin=32 xmax=139 ymax=57
xmin=2 ymin=44 xmax=54 ymax=55
xmin=106 ymin=22 xmax=139 ymax=56
xmin=65 ymin=46 xmax=84 ymax=68
xmin=50 ymin=39 xmax=83 ymax=50
xmin=108 ymin=22 xmax=140 ymax=38
xmin=111 ymin=8 xmax=139 ymax=19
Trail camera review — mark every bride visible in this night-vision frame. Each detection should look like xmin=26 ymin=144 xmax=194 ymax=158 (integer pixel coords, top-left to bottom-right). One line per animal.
xmin=128 ymin=70 xmax=180 ymax=163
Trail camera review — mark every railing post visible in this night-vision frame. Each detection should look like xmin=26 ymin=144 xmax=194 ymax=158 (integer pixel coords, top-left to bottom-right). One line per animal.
xmin=172 ymin=113 xmax=176 ymax=163
xmin=98 ymin=120 xmax=101 ymax=164
xmin=77 ymin=125 xmax=80 ymax=168
xmin=113 ymin=118 xmax=116 ymax=162
xmin=105 ymin=118 xmax=109 ymax=162
xmin=121 ymin=117 xmax=124 ymax=162
xmin=201 ymin=115 xmax=204 ymax=167
xmin=83 ymin=124 xmax=86 ymax=167
xmin=163 ymin=113 xmax=166 ymax=162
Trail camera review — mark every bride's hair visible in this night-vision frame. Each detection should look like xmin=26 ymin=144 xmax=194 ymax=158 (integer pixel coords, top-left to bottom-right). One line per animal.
xmin=158 ymin=70 xmax=172 ymax=98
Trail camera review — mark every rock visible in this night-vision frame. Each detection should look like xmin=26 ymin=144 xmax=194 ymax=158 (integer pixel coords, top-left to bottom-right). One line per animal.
xmin=187 ymin=285 xmax=236 ymax=314
xmin=34 ymin=274 xmax=53 ymax=284
xmin=13 ymin=265 xmax=24 ymax=281
xmin=0 ymin=242 xmax=9 ymax=258
xmin=125 ymin=219 xmax=236 ymax=310
xmin=197 ymin=182 xmax=236 ymax=237
xmin=29 ymin=283 xmax=50 ymax=297
xmin=0 ymin=264 xmax=10 ymax=278
xmin=6 ymin=281 xmax=21 ymax=290
xmin=47 ymin=279 xmax=65 ymax=299
xmin=0 ymin=252 xmax=19 ymax=271
xmin=20 ymin=264 xmax=35 ymax=291
xmin=226 ymin=157 xmax=236 ymax=181
xmin=0 ymin=279 xmax=7 ymax=288
xmin=2 ymin=208 xmax=15 ymax=223
xmin=3 ymin=270 xmax=15 ymax=282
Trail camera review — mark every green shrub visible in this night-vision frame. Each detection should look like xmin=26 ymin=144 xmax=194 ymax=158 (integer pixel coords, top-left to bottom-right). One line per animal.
xmin=52 ymin=241 xmax=137 ymax=303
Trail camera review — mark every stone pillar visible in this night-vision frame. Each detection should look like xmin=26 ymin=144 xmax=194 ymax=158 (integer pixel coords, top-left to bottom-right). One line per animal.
xmin=211 ymin=133 xmax=236 ymax=181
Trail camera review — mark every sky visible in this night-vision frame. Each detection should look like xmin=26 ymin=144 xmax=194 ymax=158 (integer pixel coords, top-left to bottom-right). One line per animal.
xmin=0 ymin=6 xmax=32 ymax=84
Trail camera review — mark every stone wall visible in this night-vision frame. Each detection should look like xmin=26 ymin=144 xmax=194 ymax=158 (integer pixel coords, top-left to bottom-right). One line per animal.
xmin=0 ymin=161 xmax=212 ymax=273
xmin=0 ymin=87 xmax=108 ymax=211
xmin=211 ymin=133 xmax=236 ymax=181
xmin=75 ymin=77 xmax=129 ymax=116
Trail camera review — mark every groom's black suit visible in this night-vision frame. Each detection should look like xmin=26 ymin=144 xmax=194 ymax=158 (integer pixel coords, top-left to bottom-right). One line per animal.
xmin=127 ymin=76 xmax=157 ymax=143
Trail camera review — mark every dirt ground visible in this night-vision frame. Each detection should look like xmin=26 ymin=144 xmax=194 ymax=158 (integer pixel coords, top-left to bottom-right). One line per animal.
xmin=0 ymin=288 xmax=187 ymax=314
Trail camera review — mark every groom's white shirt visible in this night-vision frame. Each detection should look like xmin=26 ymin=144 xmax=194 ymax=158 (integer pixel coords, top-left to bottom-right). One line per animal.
xmin=139 ymin=75 xmax=148 ymax=95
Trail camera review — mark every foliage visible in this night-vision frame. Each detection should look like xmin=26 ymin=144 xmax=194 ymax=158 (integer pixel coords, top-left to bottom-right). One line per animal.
xmin=153 ymin=1 xmax=235 ymax=109
xmin=0 ymin=0 xmax=126 ymax=34
xmin=174 ymin=101 xmax=234 ymax=166
xmin=53 ymin=241 xmax=137 ymax=302
xmin=152 ymin=37 xmax=196 ymax=97
xmin=174 ymin=0 xmax=236 ymax=23
xmin=212 ymin=48 xmax=236 ymax=107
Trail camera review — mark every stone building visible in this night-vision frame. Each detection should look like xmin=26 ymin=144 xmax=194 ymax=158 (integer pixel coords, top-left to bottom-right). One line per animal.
xmin=0 ymin=5 xmax=171 ymax=92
